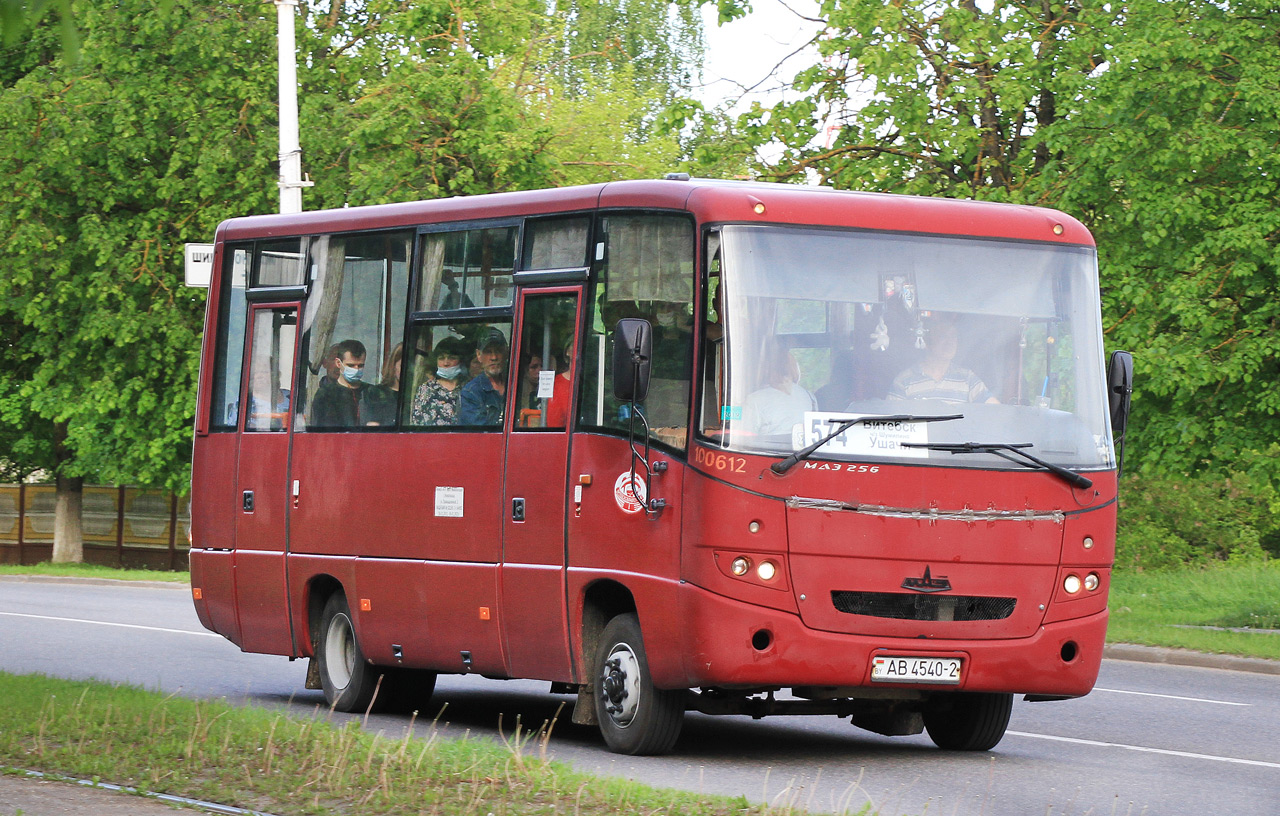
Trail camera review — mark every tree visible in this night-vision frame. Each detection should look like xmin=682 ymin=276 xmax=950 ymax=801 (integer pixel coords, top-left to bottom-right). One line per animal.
xmin=0 ymin=0 xmax=280 ymax=559
xmin=0 ymin=0 xmax=715 ymax=561
xmin=739 ymin=0 xmax=1280 ymax=476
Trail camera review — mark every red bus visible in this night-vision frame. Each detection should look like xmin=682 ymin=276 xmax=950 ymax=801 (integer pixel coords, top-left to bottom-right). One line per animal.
xmin=190 ymin=178 xmax=1133 ymax=755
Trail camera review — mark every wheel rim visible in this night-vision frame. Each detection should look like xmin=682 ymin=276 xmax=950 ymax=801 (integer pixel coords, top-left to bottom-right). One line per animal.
xmin=324 ymin=612 xmax=356 ymax=690
xmin=600 ymin=641 xmax=642 ymax=727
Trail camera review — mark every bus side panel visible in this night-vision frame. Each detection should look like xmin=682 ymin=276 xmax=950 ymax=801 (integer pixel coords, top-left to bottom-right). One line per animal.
xmin=190 ymin=433 xmax=240 ymax=643
xmin=287 ymin=553 xmax=356 ymax=657
xmin=190 ymin=548 xmax=240 ymax=645
xmin=286 ymin=433 xmax=502 ymax=564
xmin=190 ymin=434 xmax=238 ymax=552
xmin=565 ymin=434 xmax=688 ymax=687
xmin=350 ymin=558 xmax=504 ymax=675
xmin=418 ymin=561 xmax=505 ymax=675
xmin=233 ymin=550 xmax=292 ymax=655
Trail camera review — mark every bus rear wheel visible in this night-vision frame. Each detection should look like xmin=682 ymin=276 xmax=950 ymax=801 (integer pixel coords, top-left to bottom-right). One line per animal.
xmin=317 ymin=593 xmax=381 ymax=713
xmin=923 ymin=692 xmax=1013 ymax=751
xmin=593 ymin=614 xmax=684 ymax=755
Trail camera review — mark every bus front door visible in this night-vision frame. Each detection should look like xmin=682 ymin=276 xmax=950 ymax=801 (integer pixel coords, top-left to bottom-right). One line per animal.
xmin=233 ymin=304 xmax=299 ymax=655
xmin=500 ymin=289 xmax=581 ymax=681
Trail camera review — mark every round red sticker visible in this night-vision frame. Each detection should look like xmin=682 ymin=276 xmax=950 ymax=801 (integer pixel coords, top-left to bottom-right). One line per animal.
xmin=613 ymin=471 xmax=647 ymax=514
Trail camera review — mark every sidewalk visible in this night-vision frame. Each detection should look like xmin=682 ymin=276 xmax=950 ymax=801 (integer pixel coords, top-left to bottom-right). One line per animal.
xmin=0 ymin=772 xmax=205 ymax=815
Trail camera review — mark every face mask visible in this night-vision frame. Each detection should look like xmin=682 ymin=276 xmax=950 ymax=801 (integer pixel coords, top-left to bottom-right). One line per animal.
xmin=436 ymin=364 xmax=465 ymax=380
xmin=341 ymin=365 xmax=364 ymax=383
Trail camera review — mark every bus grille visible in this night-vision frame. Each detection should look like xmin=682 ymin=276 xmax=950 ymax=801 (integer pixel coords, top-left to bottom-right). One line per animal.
xmin=831 ymin=591 xmax=1017 ymax=622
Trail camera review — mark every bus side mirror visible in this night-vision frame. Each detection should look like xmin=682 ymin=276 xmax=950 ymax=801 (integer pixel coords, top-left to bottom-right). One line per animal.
xmin=1107 ymin=350 xmax=1133 ymax=436
xmin=612 ymin=318 xmax=652 ymax=403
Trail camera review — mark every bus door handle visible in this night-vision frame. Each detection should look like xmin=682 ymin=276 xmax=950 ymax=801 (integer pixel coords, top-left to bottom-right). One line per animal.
xmin=242 ymin=490 xmax=254 ymax=513
xmin=511 ymin=497 xmax=526 ymax=523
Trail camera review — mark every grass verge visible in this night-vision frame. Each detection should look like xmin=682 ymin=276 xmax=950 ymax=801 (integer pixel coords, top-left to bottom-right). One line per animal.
xmin=0 ymin=672 xmax=820 ymax=816
xmin=0 ymin=561 xmax=187 ymax=583
xmin=1108 ymin=561 xmax=1280 ymax=660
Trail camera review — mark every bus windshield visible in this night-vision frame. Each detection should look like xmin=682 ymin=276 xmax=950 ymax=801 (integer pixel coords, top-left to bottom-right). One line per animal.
xmin=709 ymin=224 xmax=1114 ymax=471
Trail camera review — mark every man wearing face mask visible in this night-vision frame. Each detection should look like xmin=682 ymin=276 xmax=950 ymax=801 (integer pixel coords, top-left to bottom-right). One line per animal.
xmin=310 ymin=339 xmax=378 ymax=428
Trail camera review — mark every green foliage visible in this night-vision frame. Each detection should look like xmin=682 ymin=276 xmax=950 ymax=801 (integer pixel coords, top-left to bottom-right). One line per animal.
xmin=0 ymin=0 xmax=715 ymax=492
xmin=0 ymin=0 xmax=279 ymax=491
xmin=1117 ymin=468 xmax=1280 ymax=570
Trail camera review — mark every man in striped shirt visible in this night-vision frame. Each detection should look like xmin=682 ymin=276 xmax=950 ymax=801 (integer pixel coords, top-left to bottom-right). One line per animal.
xmin=888 ymin=317 xmax=999 ymax=405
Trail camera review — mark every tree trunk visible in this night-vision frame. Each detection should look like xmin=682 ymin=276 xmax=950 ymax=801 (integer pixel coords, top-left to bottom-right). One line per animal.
xmin=51 ymin=421 xmax=84 ymax=564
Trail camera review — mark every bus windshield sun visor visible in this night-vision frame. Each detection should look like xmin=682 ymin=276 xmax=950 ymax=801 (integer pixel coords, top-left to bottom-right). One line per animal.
xmin=770 ymin=414 xmax=963 ymax=475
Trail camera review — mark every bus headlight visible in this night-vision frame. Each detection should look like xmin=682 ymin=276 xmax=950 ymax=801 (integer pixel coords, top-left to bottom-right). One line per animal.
xmin=1084 ymin=573 xmax=1100 ymax=592
xmin=1063 ymin=574 xmax=1082 ymax=594
xmin=731 ymin=557 xmax=751 ymax=576
xmin=756 ymin=560 xmax=777 ymax=582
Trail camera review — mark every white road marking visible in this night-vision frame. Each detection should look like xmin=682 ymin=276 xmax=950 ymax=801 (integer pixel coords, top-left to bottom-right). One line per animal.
xmin=0 ymin=611 xmax=221 ymax=638
xmin=1008 ymin=731 xmax=1280 ymax=769
xmin=1094 ymin=687 xmax=1249 ymax=706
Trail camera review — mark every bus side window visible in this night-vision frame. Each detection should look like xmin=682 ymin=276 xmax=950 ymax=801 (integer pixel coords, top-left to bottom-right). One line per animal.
xmin=416 ymin=226 xmax=517 ymax=312
xmin=579 ymin=214 xmax=694 ymax=451
xmin=513 ymin=294 xmax=579 ymax=431
xmin=299 ymin=231 xmax=410 ymax=431
xmin=209 ymin=246 xmax=250 ymax=430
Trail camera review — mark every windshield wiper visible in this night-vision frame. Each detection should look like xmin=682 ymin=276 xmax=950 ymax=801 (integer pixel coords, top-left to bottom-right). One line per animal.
xmin=900 ymin=441 xmax=1093 ymax=489
xmin=771 ymin=414 xmax=963 ymax=475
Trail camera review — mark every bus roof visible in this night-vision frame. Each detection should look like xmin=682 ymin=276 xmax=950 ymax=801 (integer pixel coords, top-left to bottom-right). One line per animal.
xmin=216 ymin=178 xmax=1094 ymax=247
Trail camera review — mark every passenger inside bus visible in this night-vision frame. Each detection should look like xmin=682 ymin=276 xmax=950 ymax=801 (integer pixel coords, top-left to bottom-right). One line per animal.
xmin=362 ymin=343 xmax=403 ymax=427
xmin=310 ymin=339 xmax=396 ymax=427
xmin=410 ymin=336 xmax=471 ymax=426
xmin=741 ymin=340 xmax=817 ymax=438
xmin=544 ymin=336 xmax=574 ymax=428
xmin=459 ymin=328 xmax=509 ymax=425
xmin=887 ymin=316 xmax=999 ymax=405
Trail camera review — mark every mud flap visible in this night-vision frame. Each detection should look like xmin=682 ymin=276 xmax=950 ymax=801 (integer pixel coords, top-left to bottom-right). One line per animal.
xmin=571 ymin=683 xmax=599 ymax=725
xmin=305 ymin=657 xmax=322 ymax=690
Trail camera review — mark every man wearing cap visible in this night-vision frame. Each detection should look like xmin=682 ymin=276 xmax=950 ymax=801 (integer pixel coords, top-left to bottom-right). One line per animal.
xmin=459 ymin=327 xmax=510 ymax=425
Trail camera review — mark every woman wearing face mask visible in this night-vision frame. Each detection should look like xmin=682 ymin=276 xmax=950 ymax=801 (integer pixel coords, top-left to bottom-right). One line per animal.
xmin=410 ymin=336 xmax=471 ymax=426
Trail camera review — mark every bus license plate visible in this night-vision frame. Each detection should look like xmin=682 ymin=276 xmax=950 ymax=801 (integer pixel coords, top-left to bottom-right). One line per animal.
xmin=871 ymin=656 xmax=962 ymax=685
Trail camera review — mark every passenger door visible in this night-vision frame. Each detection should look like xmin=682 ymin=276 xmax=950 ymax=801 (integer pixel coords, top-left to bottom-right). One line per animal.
xmin=234 ymin=303 xmax=299 ymax=654
xmin=500 ymin=289 xmax=582 ymax=681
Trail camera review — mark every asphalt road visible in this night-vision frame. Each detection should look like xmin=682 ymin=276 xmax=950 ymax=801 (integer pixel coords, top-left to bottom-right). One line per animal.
xmin=1 ymin=577 xmax=1277 ymax=815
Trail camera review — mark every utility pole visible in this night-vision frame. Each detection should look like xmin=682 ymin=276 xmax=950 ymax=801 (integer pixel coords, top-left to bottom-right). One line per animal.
xmin=275 ymin=0 xmax=312 ymax=214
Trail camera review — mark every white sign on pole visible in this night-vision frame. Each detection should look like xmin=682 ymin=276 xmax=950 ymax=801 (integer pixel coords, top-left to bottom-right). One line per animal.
xmin=184 ymin=243 xmax=215 ymax=287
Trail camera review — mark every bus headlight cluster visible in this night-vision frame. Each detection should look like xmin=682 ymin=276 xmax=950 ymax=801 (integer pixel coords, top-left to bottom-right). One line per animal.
xmin=728 ymin=555 xmax=779 ymax=583
xmin=1063 ymin=572 xmax=1101 ymax=594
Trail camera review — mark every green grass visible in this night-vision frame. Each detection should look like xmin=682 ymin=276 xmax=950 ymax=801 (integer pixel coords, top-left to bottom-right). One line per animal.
xmin=0 ymin=562 xmax=188 ymax=583
xmin=0 ymin=672 xmax=814 ymax=816
xmin=1108 ymin=561 xmax=1280 ymax=660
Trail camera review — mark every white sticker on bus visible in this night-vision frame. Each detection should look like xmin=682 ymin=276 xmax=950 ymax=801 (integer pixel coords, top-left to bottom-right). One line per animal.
xmin=613 ymin=472 xmax=647 ymax=514
xmin=801 ymin=412 xmax=930 ymax=458
xmin=435 ymin=486 xmax=464 ymax=517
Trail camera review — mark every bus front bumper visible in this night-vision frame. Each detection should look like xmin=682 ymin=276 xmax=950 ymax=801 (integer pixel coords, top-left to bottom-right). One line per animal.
xmin=672 ymin=583 xmax=1107 ymax=698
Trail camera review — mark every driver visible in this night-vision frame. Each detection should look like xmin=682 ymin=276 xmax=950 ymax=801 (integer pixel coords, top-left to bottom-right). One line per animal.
xmin=887 ymin=316 xmax=998 ymax=404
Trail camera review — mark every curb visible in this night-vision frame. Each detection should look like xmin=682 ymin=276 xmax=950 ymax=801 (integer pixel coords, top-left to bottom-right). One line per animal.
xmin=1102 ymin=643 xmax=1280 ymax=676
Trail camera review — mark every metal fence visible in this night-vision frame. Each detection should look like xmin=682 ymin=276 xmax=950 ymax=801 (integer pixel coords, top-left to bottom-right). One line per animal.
xmin=0 ymin=484 xmax=189 ymax=571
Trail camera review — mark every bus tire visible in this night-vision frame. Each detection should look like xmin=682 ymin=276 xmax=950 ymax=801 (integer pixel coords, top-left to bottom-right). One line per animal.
xmin=593 ymin=613 xmax=685 ymax=755
xmin=923 ymin=692 xmax=1013 ymax=751
xmin=317 ymin=593 xmax=380 ymax=713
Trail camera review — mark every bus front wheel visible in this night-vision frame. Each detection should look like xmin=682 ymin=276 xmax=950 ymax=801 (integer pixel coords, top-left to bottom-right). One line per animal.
xmin=593 ymin=614 xmax=685 ymax=755
xmin=923 ymin=692 xmax=1013 ymax=751
xmin=317 ymin=594 xmax=380 ymax=713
